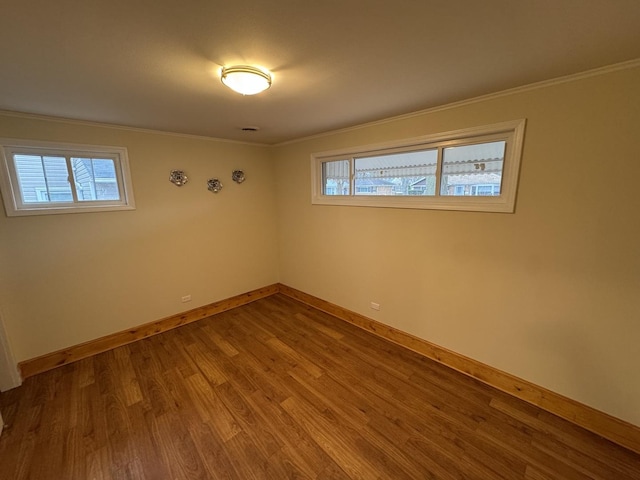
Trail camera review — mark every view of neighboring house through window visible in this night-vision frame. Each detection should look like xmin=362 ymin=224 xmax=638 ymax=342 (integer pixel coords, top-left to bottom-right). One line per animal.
xmin=322 ymin=159 xmax=350 ymax=195
xmin=14 ymin=155 xmax=120 ymax=203
xmin=312 ymin=119 xmax=525 ymax=212
xmin=322 ymin=142 xmax=505 ymax=198
xmin=354 ymin=149 xmax=438 ymax=196
xmin=0 ymin=139 xmax=135 ymax=216
xmin=440 ymin=141 xmax=505 ymax=196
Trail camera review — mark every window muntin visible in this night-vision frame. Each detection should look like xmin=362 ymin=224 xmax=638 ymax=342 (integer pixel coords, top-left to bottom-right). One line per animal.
xmin=0 ymin=139 xmax=135 ymax=216
xmin=311 ymin=120 xmax=525 ymax=213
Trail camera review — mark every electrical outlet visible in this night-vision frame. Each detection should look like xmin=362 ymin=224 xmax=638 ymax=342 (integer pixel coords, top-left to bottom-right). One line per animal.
xmin=370 ymin=302 xmax=380 ymax=311
xmin=181 ymin=295 xmax=192 ymax=303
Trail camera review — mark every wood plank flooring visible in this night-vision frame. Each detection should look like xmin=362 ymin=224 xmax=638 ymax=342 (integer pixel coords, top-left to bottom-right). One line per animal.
xmin=1 ymin=294 xmax=638 ymax=479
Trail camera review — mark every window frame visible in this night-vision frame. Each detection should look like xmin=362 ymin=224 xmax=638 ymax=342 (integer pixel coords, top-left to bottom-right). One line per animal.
xmin=0 ymin=138 xmax=136 ymax=216
xmin=311 ymin=119 xmax=526 ymax=213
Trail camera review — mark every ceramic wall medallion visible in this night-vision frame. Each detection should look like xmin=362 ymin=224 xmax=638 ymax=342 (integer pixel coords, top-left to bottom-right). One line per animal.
xmin=232 ymin=169 xmax=246 ymax=184
xmin=170 ymin=170 xmax=188 ymax=186
xmin=207 ymin=178 xmax=223 ymax=193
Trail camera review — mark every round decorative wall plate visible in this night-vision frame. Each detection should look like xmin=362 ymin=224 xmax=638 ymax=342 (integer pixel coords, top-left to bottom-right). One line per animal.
xmin=170 ymin=170 xmax=188 ymax=186
xmin=232 ymin=169 xmax=246 ymax=184
xmin=207 ymin=178 xmax=223 ymax=193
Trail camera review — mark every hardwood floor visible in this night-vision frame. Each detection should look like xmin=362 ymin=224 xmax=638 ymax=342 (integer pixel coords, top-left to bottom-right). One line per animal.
xmin=0 ymin=294 xmax=638 ymax=479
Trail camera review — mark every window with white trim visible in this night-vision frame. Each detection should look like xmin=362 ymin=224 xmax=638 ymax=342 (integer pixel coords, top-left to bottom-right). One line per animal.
xmin=311 ymin=120 xmax=525 ymax=213
xmin=0 ymin=139 xmax=135 ymax=216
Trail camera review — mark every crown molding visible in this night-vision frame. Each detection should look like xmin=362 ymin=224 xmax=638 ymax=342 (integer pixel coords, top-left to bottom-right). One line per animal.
xmin=276 ymin=58 xmax=640 ymax=147
xmin=0 ymin=109 xmax=267 ymax=147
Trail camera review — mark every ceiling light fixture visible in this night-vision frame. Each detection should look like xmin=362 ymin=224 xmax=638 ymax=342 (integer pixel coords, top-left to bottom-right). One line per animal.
xmin=220 ymin=65 xmax=272 ymax=95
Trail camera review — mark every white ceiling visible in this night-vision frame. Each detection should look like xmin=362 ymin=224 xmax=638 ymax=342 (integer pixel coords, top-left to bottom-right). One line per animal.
xmin=2 ymin=0 xmax=639 ymax=145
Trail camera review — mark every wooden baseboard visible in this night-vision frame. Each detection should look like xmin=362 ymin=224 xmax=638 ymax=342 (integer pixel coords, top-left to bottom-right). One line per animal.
xmin=277 ymin=283 xmax=640 ymax=456
xmin=17 ymin=281 xmax=640 ymax=455
xmin=18 ymin=284 xmax=279 ymax=379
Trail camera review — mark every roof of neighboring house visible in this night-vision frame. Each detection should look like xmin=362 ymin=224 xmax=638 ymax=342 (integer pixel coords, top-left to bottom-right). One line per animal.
xmin=355 ymin=178 xmax=397 ymax=187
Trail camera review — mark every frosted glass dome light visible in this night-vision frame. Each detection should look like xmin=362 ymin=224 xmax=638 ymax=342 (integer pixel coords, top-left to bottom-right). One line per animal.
xmin=221 ymin=65 xmax=272 ymax=95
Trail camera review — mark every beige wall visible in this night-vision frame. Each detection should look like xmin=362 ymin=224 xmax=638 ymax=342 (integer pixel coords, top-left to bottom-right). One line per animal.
xmin=273 ymin=66 xmax=640 ymax=426
xmin=0 ymin=115 xmax=279 ymax=361
xmin=1 ymin=65 xmax=638 ymax=429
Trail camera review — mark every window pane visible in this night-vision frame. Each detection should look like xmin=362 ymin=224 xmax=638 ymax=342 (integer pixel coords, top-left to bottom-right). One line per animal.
xmin=72 ymin=158 xmax=121 ymax=201
xmin=322 ymin=159 xmax=350 ymax=195
xmin=354 ymin=149 xmax=437 ymax=196
xmin=441 ymin=141 xmax=505 ymax=196
xmin=14 ymin=154 xmax=73 ymax=203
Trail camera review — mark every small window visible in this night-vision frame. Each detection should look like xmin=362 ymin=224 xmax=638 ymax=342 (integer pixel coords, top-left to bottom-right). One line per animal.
xmin=311 ymin=120 xmax=526 ymax=213
xmin=0 ymin=139 xmax=135 ymax=216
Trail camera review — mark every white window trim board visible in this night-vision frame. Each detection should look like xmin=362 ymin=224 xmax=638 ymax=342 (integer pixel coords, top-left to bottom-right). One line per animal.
xmin=0 ymin=138 xmax=136 ymax=217
xmin=311 ymin=119 xmax=526 ymax=213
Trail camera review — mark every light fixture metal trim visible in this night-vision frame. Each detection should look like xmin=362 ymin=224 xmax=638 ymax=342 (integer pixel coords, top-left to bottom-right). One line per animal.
xmin=221 ymin=65 xmax=272 ymax=95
